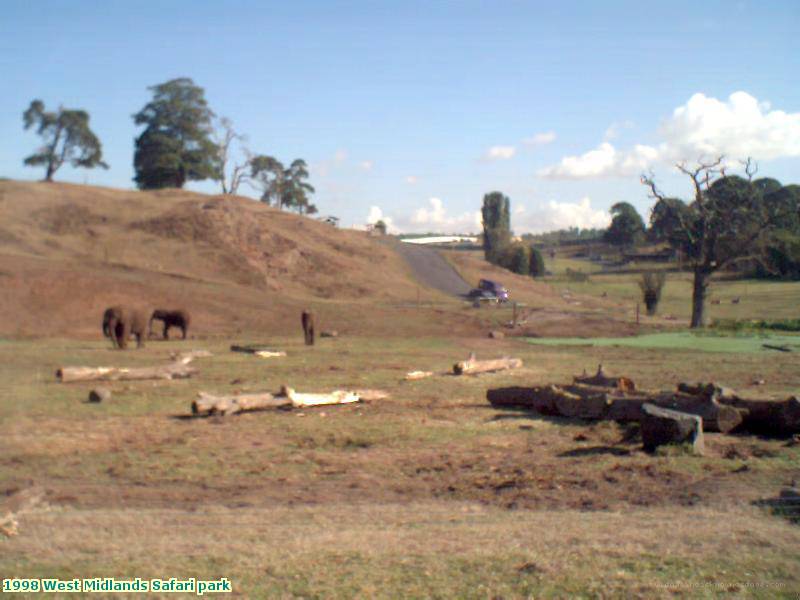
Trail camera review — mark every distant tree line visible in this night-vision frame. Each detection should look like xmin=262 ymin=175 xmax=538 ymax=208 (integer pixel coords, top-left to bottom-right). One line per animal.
xmin=21 ymin=77 xmax=317 ymax=214
xmin=521 ymin=227 xmax=605 ymax=245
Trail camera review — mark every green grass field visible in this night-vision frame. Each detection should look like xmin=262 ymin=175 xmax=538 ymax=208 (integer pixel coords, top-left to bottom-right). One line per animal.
xmin=526 ymin=331 xmax=800 ymax=353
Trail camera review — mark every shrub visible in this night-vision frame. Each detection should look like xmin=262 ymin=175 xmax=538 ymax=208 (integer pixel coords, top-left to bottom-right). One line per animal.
xmin=566 ymin=268 xmax=590 ymax=282
xmin=529 ymin=246 xmax=545 ymax=278
xmin=503 ymin=244 xmax=530 ymax=275
xmin=639 ymin=271 xmax=666 ymax=315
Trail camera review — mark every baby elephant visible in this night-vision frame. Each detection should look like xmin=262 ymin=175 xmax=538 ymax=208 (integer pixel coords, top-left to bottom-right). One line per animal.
xmin=301 ymin=309 xmax=315 ymax=346
xmin=149 ymin=309 xmax=191 ymax=340
xmin=103 ymin=306 xmax=147 ymax=349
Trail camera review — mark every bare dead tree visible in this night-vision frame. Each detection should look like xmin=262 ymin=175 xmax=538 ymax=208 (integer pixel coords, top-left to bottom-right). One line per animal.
xmin=740 ymin=157 xmax=758 ymax=181
xmin=216 ymin=117 xmax=250 ymax=195
xmin=642 ymin=156 xmax=777 ymax=328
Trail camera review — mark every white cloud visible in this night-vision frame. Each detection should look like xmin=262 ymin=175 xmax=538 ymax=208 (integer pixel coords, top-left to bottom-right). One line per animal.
xmin=484 ymin=145 xmax=516 ymax=161
xmin=603 ymin=120 xmax=634 ymax=140
xmin=516 ymin=197 xmax=611 ymax=233
xmin=405 ymin=175 xmax=418 ymax=185
xmin=538 ymin=142 xmax=658 ymax=179
xmin=659 ymin=91 xmax=800 ymax=160
xmin=359 ymin=160 xmax=374 ymax=171
xmin=372 ymin=197 xmax=481 ymax=234
xmin=334 ymin=149 xmax=348 ymax=163
xmin=539 ymin=91 xmax=800 ymax=179
xmin=523 ymin=131 xmax=556 ymax=146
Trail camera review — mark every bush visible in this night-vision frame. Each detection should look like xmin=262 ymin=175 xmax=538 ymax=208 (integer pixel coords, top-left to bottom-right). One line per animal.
xmin=503 ymin=244 xmax=530 ymax=275
xmin=639 ymin=271 xmax=666 ymax=315
xmin=566 ymin=268 xmax=590 ymax=282
xmin=529 ymin=246 xmax=545 ymax=278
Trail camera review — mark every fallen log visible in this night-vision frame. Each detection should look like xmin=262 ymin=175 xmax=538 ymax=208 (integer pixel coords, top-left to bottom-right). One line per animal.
xmin=192 ymin=392 xmax=289 ymax=416
xmin=405 ymin=370 xmax=434 ymax=380
xmin=574 ymin=364 xmax=635 ymax=391
xmin=281 ymin=386 xmax=360 ymax=408
xmin=453 ymin=356 xmax=522 ymax=375
xmin=641 ymin=403 xmax=704 ymax=454
xmin=763 ymin=343 xmax=792 ymax=352
xmin=679 ymin=383 xmax=800 ymax=434
xmin=170 ymin=350 xmax=213 ymax=364
xmin=352 ymin=389 xmax=390 ymax=401
xmin=487 ymin=385 xmax=562 ymax=415
xmin=230 ymin=344 xmax=286 ymax=357
xmin=57 ymin=361 xmax=197 ymax=383
xmin=717 ymin=395 xmax=800 ymax=435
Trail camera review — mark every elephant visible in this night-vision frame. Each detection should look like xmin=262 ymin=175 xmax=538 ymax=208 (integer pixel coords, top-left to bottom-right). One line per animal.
xmin=102 ymin=306 xmax=124 ymax=347
xmin=149 ymin=309 xmax=191 ymax=340
xmin=301 ymin=309 xmax=315 ymax=346
xmin=106 ymin=306 xmax=147 ymax=349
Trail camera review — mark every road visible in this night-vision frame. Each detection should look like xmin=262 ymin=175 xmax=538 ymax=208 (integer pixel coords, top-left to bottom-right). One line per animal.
xmin=391 ymin=241 xmax=473 ymax=298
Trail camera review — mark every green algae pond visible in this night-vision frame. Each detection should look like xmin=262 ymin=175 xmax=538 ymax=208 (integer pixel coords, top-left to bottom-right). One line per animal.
xmin=525 ymin=331 xmax=800 ymax=354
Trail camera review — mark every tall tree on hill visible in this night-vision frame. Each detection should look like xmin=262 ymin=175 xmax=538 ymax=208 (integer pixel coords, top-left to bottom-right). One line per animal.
xmin=481 ymin=191 xmax=511 ymax=263
xmin=642 ymin=157 xmax=788 ymax=328
xmin=604 ymin=202 xmax=645 ymax=248
xmin=282 ymin=159 xmax=316 ymax=214
xmin=250 ymin=156 xmax=317 ymax=214
xmin=22 ymin=100 xmax=108 ymax=182
xmin=249 ymin=155 xmax=285 ymax=206
xmin=132 ymin=78 xmax=220 ymax=189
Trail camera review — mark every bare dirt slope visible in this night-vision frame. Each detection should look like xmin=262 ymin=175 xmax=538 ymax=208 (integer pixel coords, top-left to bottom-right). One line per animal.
xmin=0 ymin=181 xmax=473 ymax=339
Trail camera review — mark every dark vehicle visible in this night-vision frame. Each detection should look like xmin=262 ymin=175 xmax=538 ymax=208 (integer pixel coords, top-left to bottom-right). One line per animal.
xmin=468 ymin=279 xmax=509 ymax=302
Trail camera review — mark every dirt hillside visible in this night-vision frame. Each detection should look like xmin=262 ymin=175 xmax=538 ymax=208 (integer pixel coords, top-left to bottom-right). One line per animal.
xmin=0 ymin=180 xmax=472 ymax=339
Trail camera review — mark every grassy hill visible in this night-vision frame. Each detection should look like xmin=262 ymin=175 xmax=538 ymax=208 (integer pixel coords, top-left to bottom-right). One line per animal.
xmin=0 ymin=180 xmax=478 ymax=339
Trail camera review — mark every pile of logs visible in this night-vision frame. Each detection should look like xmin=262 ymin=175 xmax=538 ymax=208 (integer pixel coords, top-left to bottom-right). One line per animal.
xmin=487 ymin=365 xmax=800 ymax=439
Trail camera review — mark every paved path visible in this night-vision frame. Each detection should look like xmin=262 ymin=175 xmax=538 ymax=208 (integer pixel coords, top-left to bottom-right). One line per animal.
xmin=391 ymin=241 xmax=473 ymax=298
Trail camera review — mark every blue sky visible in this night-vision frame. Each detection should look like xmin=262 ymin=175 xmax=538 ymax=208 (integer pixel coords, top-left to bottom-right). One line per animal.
xmin=2 ymin=0 xmax=798 ymax=233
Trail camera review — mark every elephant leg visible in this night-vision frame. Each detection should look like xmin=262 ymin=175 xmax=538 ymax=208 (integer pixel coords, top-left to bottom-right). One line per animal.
xmin=108 ymin=318 xmax=120 ymax=348
xmin=181 ymin=325 xmax=187 ymax=339
xmin=136 ymin=330 xmax=144 ymax=348
xmin=121 ymin=321 xmax=132 ymax=350
xmin=163 ymin=323 xmax=169 ymax=340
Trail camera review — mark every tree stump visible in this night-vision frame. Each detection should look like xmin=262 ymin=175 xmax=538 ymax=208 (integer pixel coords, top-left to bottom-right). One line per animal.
xmin=88 ymin=387 xmax=111 ymax=403
xmin=641 ymin=403 xmax=704 ymax=455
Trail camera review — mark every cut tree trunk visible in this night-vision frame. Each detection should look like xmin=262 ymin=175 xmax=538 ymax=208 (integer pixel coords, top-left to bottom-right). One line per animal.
xmin=641 ymin=403 xmax=704 ymax=454
xmin=192 ymin=392 xmax=289 ymax=416
xmin=57 ymin=361 xmax=197 ymax=383
xmin=486 ymin=385 xmax=562 ymax=415
xmin=453 ymin=356 xmax=522 ymax=375
xmin=678 ymin=382 xmax=800 ymax=434
xmin=717 ymin=396 xmax=800 ymax=435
